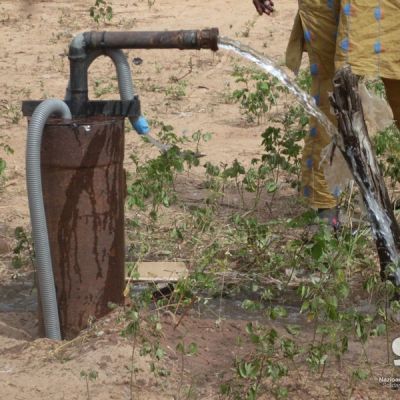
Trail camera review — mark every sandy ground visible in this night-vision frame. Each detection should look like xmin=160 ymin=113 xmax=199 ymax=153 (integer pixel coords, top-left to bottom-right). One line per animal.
xmin=0 ymin=0 xmax=400 ymax=399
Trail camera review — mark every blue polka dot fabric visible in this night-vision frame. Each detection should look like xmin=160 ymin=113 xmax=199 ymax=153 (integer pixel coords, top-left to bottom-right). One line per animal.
xmin=287 ymin=1 xmax=400 ymax=80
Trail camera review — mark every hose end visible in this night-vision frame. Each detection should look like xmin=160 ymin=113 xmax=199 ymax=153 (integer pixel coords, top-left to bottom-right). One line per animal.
xmin=131 ymin=115 xmax=150 ymax=135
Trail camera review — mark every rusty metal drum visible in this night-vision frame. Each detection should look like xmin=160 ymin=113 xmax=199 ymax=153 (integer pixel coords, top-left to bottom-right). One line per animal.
xmin=40 ymin=116 xmax=125 ymax=339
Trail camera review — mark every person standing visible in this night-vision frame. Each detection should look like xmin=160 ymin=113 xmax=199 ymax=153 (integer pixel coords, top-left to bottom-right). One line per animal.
xmin=253 ymin=0 xmax=400 ymax=227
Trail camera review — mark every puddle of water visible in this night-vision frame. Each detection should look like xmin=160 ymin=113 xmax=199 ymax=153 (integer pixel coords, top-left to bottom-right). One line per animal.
xmin=196 ymin=295 xmax=303 ymax=324
xmin=194 ymin=292 xmax=377 ymax=329
xmin=0 ymin=283 xmax=37 ymax=312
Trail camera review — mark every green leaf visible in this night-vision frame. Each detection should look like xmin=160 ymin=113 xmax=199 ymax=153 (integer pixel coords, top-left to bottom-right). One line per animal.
xmin=266 ymin=181 xmax=278 ymax=193
xmin=285 ymin=324 xmax=300 ymax=336
xmin=274 ymin=386 xmax=289 ymax=399
xmin=245 ymin=322 xmax=254 ymax=335
xmin=371 ymin=323 xmax=386 ymax=337
xmin=220 ymin=383 xmax=231 ymax=395
xmin=310 ymin=240 xmax=324 ymax=260
xmin=247 ymin=385 xmax=257 ymax=400
xmin=238 ymin=361 xmax=259 ymax=378
xmin=0 ymin=158 xmax=6 ymax=175
xmin=187 ymin=342 xmax=198 ymax=356
xmin=287 ymin=210 xmax=318 ymax=228
xmin=352 ymin=368 xmax=369 ymax=380
xmin=176 ymin=342 xmax=185 ymax=354
xmin=268 ymin=306 xmax=288 ymax=320
xmin=242 ymin=299 xmax=261 ymax=311
xmin=88 ymin=370 xmax=98 ymax=381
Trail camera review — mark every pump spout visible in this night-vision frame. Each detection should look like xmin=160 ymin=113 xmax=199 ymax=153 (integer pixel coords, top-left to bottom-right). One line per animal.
xmin=84 ymin=28 xmax=219 ymax=51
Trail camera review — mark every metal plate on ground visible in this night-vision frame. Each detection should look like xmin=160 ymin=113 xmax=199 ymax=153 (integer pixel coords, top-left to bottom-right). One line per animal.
xmin=126 ymin=262 xmax=188 ymax=282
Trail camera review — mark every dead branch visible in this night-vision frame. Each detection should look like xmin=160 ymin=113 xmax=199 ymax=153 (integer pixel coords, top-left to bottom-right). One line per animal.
xmin=330 ymin=66 xmax=400 ymax=285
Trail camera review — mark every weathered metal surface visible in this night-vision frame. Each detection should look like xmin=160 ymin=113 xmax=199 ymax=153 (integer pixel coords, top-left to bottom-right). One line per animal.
xmin=22 ymin=98 xmax=140 ymax=118
xmin=84 ymin=29 xmax=219 ymax=51
xmin=40 ymin=116 xmax=125 ymax=339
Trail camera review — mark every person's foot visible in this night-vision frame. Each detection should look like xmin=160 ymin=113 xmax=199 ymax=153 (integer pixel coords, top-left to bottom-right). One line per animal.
xmin=317 ymin=207 xmax=340 ymax=231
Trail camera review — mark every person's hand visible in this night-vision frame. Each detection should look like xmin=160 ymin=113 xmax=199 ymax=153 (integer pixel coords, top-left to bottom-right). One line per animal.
xmin=253 ymin=0 xmax=274 ymax=15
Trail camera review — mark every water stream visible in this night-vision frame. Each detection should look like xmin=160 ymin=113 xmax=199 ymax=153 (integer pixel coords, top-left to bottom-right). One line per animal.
xmin=218 ymin=37 xmax=339 ymax=139
xmin=218 ymin=37 xmax=400 ymax=284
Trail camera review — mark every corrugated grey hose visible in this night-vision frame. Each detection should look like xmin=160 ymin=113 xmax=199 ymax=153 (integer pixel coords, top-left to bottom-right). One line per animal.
xmin=65 ymin=47 xmax=169 ymax=152
xmin=106 ymin=49 xmax=170 ymax=152
xmin=26 ymin=99 xmax=71 ymax=340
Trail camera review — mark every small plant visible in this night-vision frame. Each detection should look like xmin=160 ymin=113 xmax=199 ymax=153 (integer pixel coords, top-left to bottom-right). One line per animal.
xmin=80 ymin=369 xmax=98 ymax=400
xmin=12 ymin=226 xmax=35 ymax=270
xmin=92 ymin=78 xmax=117 ymax=98
xmin=0 ymin=142 xmax=13 ymax=186
xmin=296 ymin=68 xmax=312 ymax=93
xmin=295 ymin=224 xmax=382 ymax=375
xmin=126 ymin=124 xmax=204 ymax=219
xmin=89 ymin=0 xmax=113 ymax=25
xmin=191 ymin=129 xmax=212 ymax=154
xmin=265 ymin=104 xmax=309 ymax=190
xmin=372 ymin=123 xmax=400 ymax=199
xmin=365 ymin=77 xmax=386 ymax=98
xmin=0 ymin=100 xmax=22 ymax=124
xmin=57 ymin=8 xmax=80 ymax=30
xmin=122 ymin=271 xmax=168 ymax=400
xmin=164 ymin=80 xmax=187 ymax=100
xmin=176 ymin=341 xmax=198 ymax=399
xmin=200 ymin=101 xmax=307 ymax=211
xmin=220 ymin=322 xmax=290 ymax=399
xmin=241 ymin=19 xmax=256 ymax=38
xmin=169 ymin=58 xmax=193 ymax=83
xmin=0 ymin=157 xmax=5 ymax=182
xmin=49 ymin=31 xmax=73 ymax=45
xmin=231 ymin=65 xmax=285 ymax=123
xmin=147 ymin=0 xmax=156 ymax=9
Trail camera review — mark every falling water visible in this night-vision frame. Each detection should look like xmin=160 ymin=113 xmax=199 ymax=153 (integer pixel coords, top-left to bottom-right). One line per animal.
xmin=217 ymin=38 xmax=350 ymax=197
xmin=218 ymin=37 xmax=339 ymax=139
xmin=218 ymin=37 xmax=400 ymax=284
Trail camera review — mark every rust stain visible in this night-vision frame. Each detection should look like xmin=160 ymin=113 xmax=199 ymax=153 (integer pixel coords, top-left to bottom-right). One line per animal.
xmin=40 ymin=116 xmax=125 ymax=339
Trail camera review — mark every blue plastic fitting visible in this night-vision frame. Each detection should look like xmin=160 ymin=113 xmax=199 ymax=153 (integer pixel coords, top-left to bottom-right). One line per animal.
xmin=132 ymin=115 xmax=150 ymax=135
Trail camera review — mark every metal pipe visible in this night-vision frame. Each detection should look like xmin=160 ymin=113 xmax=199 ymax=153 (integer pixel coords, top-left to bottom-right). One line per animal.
xmin=84 ymin=29 xmax=219 ymax=51
xmin=68 ymin=29 xmax=219 ymax=114
xmin=66 ymin=47 xmax=176 ymax=152
xmin=65 ymin=48 xmax=144 ymax=126
xmin=64 ymin=48 xmax=99 ymax=102
xmin=68 ymin=33 xmax=90 ymax=115
xmin=26 ymin=99 xmax=72 ymax=341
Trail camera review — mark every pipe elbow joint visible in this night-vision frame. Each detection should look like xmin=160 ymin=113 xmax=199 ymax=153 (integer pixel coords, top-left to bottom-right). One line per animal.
xmin=69 ymin=33 xmax=88 ymax=60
